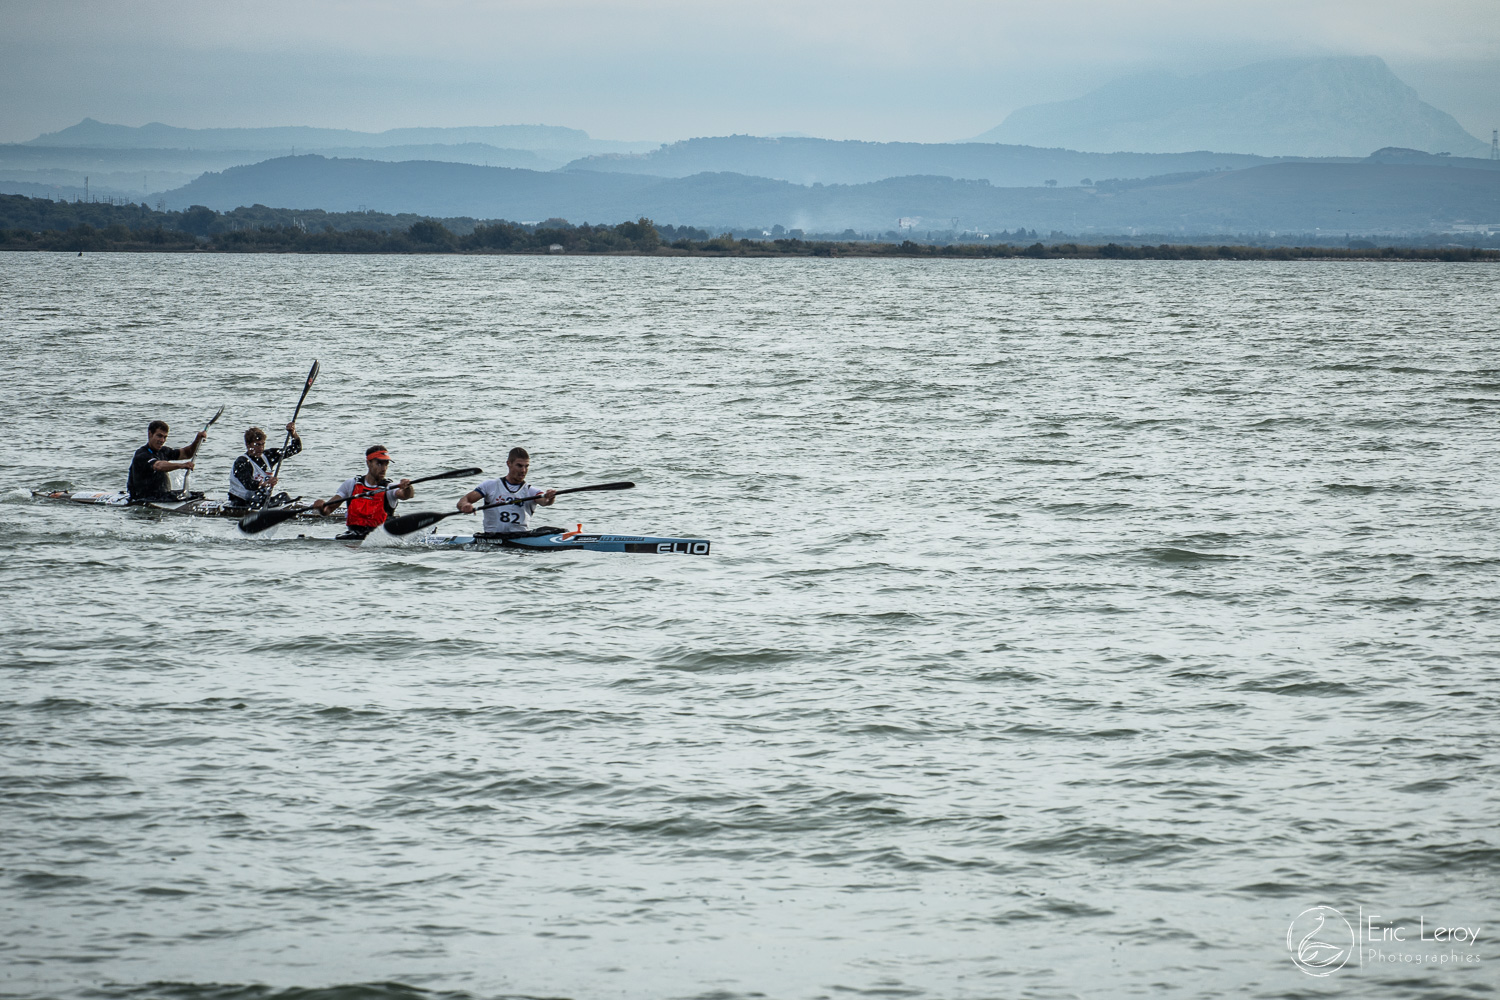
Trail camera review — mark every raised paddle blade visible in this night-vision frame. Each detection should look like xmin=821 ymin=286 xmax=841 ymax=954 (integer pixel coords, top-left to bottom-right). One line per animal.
xmin=273 ymin=361 xmax=320 ymax=479
xmin=381 ymin=508 xmax=461 ymax=537
xmin=237 ymin=505 xmax=307 ymax=535
xmin=205 ymin=404 xmax=225 ymax=428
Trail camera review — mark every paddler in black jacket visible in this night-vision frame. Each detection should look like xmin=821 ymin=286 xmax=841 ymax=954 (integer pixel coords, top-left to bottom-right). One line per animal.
xmin=228 ymin=423 xmax=301 ymax=509
xmin=126 ymin=419 xmax=207 ymax=500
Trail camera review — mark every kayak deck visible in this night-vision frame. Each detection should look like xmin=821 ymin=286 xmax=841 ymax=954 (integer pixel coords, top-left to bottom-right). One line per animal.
xmin=294 ymin=527 xmax=711 ymax=554
xmin=428 ymin=530 xmax=711 ymax=554
xmin=32 ymin=489 xmax=311 ymax=520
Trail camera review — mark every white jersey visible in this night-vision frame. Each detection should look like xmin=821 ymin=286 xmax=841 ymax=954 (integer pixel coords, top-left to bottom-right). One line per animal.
xmin=227 ymin=451 xmax=274 ymax=502
xmin=473 ymin=477 xmax=545 ymax=533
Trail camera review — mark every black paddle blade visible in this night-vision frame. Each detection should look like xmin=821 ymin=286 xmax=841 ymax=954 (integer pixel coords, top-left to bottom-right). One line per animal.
xmin=412 ymin=466 xmax=482 ymax=484
xmin=304 ymin=360 xmax=320 ymax=390
xmin=237 ymin=505 xmax=306 ymax=535
xmin=590 ymin=481 xmax=634 ymax=491
xmin=381 ymin=508 xmax=458 ymax=537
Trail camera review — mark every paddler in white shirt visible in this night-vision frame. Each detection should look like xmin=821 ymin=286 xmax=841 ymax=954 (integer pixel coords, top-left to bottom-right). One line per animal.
xmin=227 ymin=423 xmax=301 ymax=509
xmin=456 ymin=447 xmax=558 ymax=535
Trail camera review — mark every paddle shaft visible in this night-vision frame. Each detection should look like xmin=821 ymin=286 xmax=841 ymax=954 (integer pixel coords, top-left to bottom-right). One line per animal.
xmin=180 ymin=405 xmax=223 ymax=496
xmin=381 ymin=481 xmax=635 ymax=537
xmin=314 ymin=466 xmax=484 ymax=511
xmin=464 ymin=480 xmax=636 ymax=505
xmin=272 ymin=361 xmax=319 ymax=480
xmin=237 ymin=466 xmax=481 ymax=534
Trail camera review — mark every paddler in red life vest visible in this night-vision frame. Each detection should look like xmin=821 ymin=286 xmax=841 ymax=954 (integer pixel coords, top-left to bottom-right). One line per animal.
xmin=310 ymin=444 xmax=415 ymax=538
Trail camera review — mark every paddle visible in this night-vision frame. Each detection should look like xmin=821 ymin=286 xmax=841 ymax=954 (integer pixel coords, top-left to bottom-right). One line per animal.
xmin=180 ymin=404 xmax=224 ymax=496
xmin=236 ymin=466 xmax=483 ymax=535
xmin=271 ymin=360 xmax=319 ymax=480
xmin=380 ymin=481 xmax=636 ymax=538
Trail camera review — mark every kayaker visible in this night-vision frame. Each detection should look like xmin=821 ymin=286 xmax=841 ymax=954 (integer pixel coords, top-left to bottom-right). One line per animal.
xmin=228 ymin=423 xmax=301 ymax=509
xmin=456 ymin=447 xmax=557 ymax=535
xmin=127 ymin=419 xmax=208 ymax=500
xmin=310 ymin=444 xmax=415 ymax=537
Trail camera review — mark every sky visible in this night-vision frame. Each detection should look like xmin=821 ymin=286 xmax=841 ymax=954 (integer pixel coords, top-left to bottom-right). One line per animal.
xmin=1 ymin=0 xmax=1497 ymax=145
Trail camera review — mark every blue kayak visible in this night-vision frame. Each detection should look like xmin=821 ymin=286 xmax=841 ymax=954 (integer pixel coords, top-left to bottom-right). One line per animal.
xmin=425 ymin=529 xmax=711 ymax=554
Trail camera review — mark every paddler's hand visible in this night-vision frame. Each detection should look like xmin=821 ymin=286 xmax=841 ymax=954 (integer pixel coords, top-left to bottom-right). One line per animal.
xmin=457 ymin=499 xmax=476 ymax=514
xmin=267 ymin=475 xmax=279 ymax=488
xmin=285 ymin=421 xmax=296 ymax=435
xmin=311 ymin=500 xmax=325 ymax=514
xmin=193 ymin=430 xmax=207 ymax=444
xmin=396 ymin=478 xmax=414 ymax=499
xmin=183 ymin=460 xmax=195 ymax=470
xmin=538 ymin=489 xmax=557 ymax=506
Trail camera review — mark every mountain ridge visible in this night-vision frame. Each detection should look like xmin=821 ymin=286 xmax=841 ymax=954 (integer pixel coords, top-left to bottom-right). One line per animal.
xmin=151 ymin=154 xmax=1500 ymax=235
xmin=977 ymin=57 xmax=1488 ymax=157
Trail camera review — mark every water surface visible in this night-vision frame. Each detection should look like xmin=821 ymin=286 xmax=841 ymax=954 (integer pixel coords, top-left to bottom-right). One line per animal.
xmin=2 ymin=254 xmax=1497 ymax=1000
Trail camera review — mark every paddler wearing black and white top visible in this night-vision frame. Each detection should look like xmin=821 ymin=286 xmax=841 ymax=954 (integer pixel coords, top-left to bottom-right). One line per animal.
xmin=310 ymin=444 xmax=415 ymax=537
xmin=227 ymin=423 xmax=301 ymax=509
xmin=456 ymin=446 xmax=557 ymax=534
xmin=127 ymin=419 xmax=208 ymax=500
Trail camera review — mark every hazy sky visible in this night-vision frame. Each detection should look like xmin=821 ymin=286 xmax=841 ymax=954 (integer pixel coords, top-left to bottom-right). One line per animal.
xmin=2 ymin=0 xmax=1497 ymax=144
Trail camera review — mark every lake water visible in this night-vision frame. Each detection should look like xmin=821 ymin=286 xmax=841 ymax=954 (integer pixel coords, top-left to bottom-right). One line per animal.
xmin=2 ymin=253 xmax=1497 ymax=1000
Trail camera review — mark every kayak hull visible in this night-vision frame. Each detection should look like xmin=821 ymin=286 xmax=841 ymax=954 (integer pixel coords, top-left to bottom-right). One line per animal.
xmin=303 ymin=527 xmax=712 ymax=554
xmin=31 ymin=489 xmax=309 ymax=520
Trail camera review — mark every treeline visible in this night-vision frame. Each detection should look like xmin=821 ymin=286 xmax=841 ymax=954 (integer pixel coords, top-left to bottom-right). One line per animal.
xmin=1 ymin=194 xmax=1495 ymax=260
xmin=5 ymin=224 xmax=1494 ymax=261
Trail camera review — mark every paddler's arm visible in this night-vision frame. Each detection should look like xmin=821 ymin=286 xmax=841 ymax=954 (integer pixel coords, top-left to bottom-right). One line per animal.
xmin=392 ymin=479 xmax=415 ymax=501
xmin=536 ymin=489 xmax=557 ymax=507
xmin=270 ymin=423 xmax=302 ymax=463
xmin=178 ymin=430 xmax=208 ymax=459
xmin=310 ymin=493 xmax=346 ymax=516
xmin=456 ymin=489 xmax=483 ymax=514
xmin=151 ymin=447 xmax=194 ymax=473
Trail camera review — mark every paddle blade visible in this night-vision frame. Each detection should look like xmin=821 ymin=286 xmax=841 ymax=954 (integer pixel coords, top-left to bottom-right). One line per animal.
xmin=238 ymin=505 xmax=305 ymax=535
xmin=304 ymin=360 xmax=320 ymax=390
xmin=412 ymin=466 xmax=483 ymax=484
xmin=554 ymin=480 xmax=636 ymax=496
xmin=381 ymin=508 xmax=458 ymax=537
xmin=205 ymin=404 xmax=225 ymax=428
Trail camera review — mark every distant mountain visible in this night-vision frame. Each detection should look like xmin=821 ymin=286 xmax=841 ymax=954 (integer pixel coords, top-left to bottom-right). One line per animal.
xmin=976 ymin=57 xmax=1489 ymax=158
xmin=24 ymin=119 xmax=657 ymax=156
xmin=563 ymin=135 xmax=1289 ymax=186
xmin=152 ymin=154 xmax=1500 ymax=235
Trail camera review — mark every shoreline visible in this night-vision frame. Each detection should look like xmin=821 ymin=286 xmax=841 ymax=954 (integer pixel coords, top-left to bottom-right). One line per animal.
xmin=5 ymin=243 xmax=1497 ymax=261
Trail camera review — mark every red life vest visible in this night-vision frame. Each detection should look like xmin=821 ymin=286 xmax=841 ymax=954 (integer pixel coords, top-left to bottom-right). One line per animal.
xmin=347 ymin=479 xmax=391 ymax=528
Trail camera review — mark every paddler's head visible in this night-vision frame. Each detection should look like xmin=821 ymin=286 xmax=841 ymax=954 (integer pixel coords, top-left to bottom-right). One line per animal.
xmin=147 ymin=420 xmax=169 ymax=449
xmin=505 ymin=446 xmax=529 ymax=485
xmin=365 ymin=444 xmax=392 ymax=480
xmin=245 ymin=427 xmax=267 ymax=459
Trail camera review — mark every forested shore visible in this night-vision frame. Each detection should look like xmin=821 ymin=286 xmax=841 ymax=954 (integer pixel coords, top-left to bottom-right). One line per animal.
xmin=1 ymin=194 xmax=1494 ymax=260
